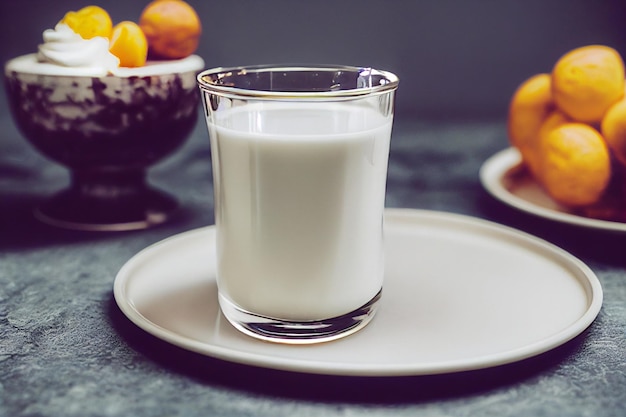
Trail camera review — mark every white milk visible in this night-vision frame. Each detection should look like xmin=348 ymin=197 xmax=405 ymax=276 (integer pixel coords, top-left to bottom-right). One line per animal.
xmin=209 ymin=101 xmax=392 ymax=320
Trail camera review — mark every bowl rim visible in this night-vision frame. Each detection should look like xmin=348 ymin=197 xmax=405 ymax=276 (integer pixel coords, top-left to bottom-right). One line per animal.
xmin=5 ymin=53 xmax=205 ymax=78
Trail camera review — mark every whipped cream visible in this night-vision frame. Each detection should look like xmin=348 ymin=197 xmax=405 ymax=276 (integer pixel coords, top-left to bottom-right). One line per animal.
xmin=37 ymin=23 xmax=119 ymax=72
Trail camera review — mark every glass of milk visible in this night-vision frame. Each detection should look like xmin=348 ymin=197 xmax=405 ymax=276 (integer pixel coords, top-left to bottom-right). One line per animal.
xmin=197 ymin=65 xmax=398 ymax=344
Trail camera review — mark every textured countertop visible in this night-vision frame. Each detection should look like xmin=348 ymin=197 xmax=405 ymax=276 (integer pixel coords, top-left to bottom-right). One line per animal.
xmin=1 ymin=104 xmax=625 ymax=417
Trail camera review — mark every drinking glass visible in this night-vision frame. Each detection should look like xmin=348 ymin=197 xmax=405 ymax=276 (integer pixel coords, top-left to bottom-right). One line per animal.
xmin=197 ymin=65 xmax=398 ymax=343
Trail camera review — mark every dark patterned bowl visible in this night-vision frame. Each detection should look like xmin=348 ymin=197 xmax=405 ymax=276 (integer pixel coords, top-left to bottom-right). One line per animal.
xmin=4 ymin=54 xmax=204 ymax=231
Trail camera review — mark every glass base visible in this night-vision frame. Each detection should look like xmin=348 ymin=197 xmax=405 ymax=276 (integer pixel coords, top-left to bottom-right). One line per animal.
xmin=219 ymin=289 xmax=382 ymax=344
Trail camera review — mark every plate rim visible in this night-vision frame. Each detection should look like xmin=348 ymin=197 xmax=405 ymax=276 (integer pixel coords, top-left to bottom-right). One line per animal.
xmin=480 ymin=147 xmax=626 ymax=232
xmin=113 ymin=208 xmax=603 ymax=376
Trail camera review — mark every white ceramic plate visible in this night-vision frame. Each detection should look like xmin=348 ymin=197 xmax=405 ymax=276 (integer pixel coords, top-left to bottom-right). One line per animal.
xmin=480 ymin=147 xmax=626 ymax=232
xmin=113 ymin=208 xmax=603 ymax=376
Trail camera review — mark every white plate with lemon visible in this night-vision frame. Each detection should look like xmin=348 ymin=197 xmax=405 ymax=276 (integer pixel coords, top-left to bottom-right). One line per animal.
xmin=483 ymin=44 xmax=626 ymax=232
xmin=480 ymin=147 xmax=626 ymax=232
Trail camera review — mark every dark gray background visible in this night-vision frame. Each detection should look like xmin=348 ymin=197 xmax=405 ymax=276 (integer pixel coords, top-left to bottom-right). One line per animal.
xmin=2 ymin=0 xmax=626 ymax=120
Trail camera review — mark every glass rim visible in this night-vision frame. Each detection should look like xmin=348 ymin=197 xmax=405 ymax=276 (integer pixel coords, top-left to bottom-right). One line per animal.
xmin=196 ymin=64 xmax=399 ymax=100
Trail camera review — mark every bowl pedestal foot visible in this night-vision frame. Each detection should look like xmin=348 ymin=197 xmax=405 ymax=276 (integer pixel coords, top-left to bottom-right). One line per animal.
xmin=34 ymin=168 xmax=179 ymax=231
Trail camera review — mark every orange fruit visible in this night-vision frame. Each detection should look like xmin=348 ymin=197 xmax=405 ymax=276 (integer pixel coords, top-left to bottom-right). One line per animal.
xmin=507 ymin=73 xmax=554 ymax=178
xmin=532 ymin=109 xmax=571 ymax=181
xmin=601 ymin=91 xmax=626 ymax=167
xmin=61 ymin=5 xmax=113 ymax=39
xmin=539 ymin=123 xmax=612 ymax=207
xmin=139 ymin=0 xmax=202 ymax=59
xmin=109 ymin=21 xmax=148 ymax=67
xmin=538 ymin=109 xmax=571 ymax=141
xmin=551 ymin=45 xmax=625 ymax=124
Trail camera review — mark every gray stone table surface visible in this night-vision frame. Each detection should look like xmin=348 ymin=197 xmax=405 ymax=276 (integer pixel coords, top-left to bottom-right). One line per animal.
xmin=1 ymin=101 xmax=625 ymax=417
